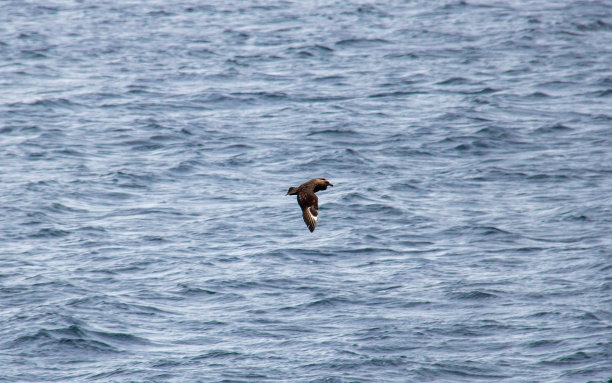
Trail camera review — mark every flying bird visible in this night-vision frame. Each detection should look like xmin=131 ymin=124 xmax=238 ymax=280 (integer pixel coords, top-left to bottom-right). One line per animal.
xmin=286 ymin=178 xmax=333 ymax=232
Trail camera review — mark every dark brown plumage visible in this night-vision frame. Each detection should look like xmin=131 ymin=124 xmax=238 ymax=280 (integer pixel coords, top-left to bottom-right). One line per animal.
xmin=286 ymin=178 xmax=334 ymax=232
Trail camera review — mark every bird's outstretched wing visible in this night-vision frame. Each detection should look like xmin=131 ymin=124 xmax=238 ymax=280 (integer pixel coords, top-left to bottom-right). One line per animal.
xmin=302 ymin=206 xmax=318 ymax=232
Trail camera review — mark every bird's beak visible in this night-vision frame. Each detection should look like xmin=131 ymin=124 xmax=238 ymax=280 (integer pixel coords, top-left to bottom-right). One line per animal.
xmin=329 ymin=183 xmax=334 ymax=187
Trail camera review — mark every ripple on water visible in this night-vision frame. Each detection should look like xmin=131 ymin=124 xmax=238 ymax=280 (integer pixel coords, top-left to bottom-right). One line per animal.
xmin=7 ymin=323 xmax=144 ymax=355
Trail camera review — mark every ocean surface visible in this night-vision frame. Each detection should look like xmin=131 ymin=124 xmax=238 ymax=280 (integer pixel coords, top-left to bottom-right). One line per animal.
xmin=1 ymin=1 xmax=611 ymax=382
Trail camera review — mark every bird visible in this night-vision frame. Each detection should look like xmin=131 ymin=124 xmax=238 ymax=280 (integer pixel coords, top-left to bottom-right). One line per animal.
xmin=286 ymin=178 xmax=333 ymax=232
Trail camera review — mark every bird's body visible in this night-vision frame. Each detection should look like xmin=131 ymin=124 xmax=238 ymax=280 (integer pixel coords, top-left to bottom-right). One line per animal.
xmin=286 ymin=178 xmax=333 ymax=232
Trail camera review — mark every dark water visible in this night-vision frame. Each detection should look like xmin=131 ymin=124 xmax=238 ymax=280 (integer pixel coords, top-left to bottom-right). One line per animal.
xmin=1 ymin=1 xmax=611 ymax=382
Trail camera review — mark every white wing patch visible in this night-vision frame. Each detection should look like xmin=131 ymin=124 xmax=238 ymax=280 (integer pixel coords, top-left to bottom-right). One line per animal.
xmin=302 ymin=206 xmax=318 ymax=232
xmin=308 ymin=207 xmax=318 ymax=222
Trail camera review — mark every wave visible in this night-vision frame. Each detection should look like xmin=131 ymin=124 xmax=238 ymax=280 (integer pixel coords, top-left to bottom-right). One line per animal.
xmin=7 ymin=324 xmax=149 ymax=354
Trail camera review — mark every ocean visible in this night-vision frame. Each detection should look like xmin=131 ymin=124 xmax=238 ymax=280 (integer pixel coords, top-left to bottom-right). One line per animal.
xmin=1 ymin=1 xmax=611 ymax=382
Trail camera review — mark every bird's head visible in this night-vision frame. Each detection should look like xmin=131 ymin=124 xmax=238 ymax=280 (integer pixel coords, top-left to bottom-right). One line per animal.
xmin=315 ymin=178 xmax=334 ymax=191
xmin=286 ymin=186 xmax=299 ymax=195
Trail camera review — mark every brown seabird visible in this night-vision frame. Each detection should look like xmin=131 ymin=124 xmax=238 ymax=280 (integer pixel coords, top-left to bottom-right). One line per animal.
xmin=286 ymin=178 xmax=334 ymax=232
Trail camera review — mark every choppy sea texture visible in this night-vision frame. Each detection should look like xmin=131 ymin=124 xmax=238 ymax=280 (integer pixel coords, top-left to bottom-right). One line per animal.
xmin=1 ymin=0 xmax=611 ymax=382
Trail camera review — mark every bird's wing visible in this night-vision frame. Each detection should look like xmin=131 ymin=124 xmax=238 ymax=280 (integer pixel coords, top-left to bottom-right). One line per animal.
xmin=302 ymin=205 xmax=318 ymax=232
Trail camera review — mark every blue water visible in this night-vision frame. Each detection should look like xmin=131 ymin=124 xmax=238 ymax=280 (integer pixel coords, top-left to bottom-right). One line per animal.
xmin=1 ymin=1 xmax=611 ymax=382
